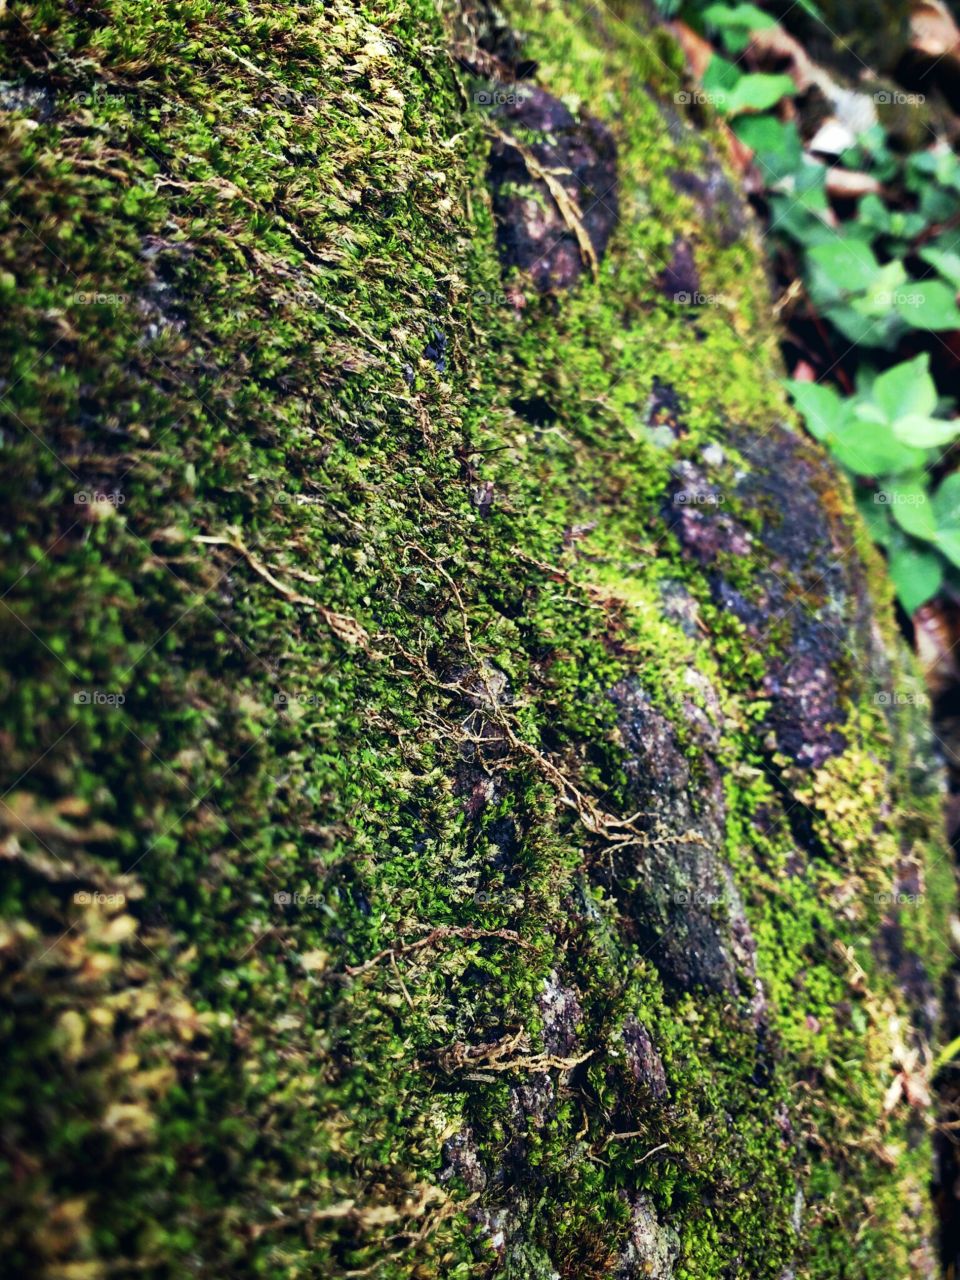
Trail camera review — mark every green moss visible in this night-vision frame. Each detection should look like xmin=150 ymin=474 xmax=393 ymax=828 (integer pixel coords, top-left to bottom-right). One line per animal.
xmin=0 ymin=0 xmax=951 ymax=1277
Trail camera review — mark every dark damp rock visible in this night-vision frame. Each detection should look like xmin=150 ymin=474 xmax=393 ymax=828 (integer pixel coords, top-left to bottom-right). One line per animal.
xmin=614 ymin=1194 xmax=679 ymax=1279
xmin=136 ymin=236 xmax=191 ymax=341
xmin=606 ymin=667 xmax=768 ymax=1013
xmin=440 ymin=1128 xmax=487 ymax=1192
xmin=510 ymin=1073 xmax=554 ymax=1130
xmin=657 ymin=236 xmax=700 ymax=303
xmin=0 ymin=81 xmax=55 ymax=120
xmin=536 ymin=971 xmax=582 ymax=1057
xmin=874 ymin=854 xmax=938 ymax=1036
xmin=665 ymin=460 xmax=751 ymax=563
xmin=607 ymin=677 xmax=736 ymax=995
xmin=775 ymin=1102 xmax=796 ymax=1142
xmin=646 ymin=377 xmax=686 ymax=439
xmin=724 ymin=867 xmax=767 ymax=1025
xmin=663 ymin=427 xmax=880 ymax=771
xmin=423 ymin=326 xmax=447 ymax=373
xmin=680 ymin=666 xmax=724 ymax=752
xmin=485 ymin=82 xmax=618 ymax=292
xmin=470 ymin=1204 xmax=514 ymax=1258
xmin=487 ymin=814 xmax=520 ymax=861
xmin=443 ymin=662 xmax=513 ymax=764
xmin=621 ymin=1016 xmax=668 ymax=1100
xmin=455 ymin=764 xmax=498 ymax=822
xmin=444 ymin=659 xmax=511 ymax=711
xmin=135 ymin=286 xmax=187 ymax=342
xmin=658 ymin=578 xmax=701 ymax=638
xmin=763 ymin=642 xmax=847 ymax=768
xmin=669 ymin=163 xmax=750 ymax=248
xmin=614 ymin=679 xmax=690 ymax=799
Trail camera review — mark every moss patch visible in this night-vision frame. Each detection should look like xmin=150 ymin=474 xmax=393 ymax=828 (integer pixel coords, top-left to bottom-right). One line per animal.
xmin=0 ymin=0 xmax=952 ymax=1277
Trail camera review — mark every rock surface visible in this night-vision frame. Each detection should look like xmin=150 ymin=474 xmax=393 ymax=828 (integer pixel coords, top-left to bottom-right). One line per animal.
xmin=486 ymin=83 xmax=619 ymax=292
xmin=0 ymin=0 xmax=951 ymax=1278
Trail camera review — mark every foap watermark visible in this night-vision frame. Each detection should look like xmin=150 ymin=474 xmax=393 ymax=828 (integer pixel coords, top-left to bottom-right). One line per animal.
xmin=70 ymin=88 xmax=194 ymax=116
xmin=274 ymin=890 xmax=323 ymax=907
xmin=73 ymin=690 xmax=126 ymax=707
xmin=874 ymin=490 xmax=926 ymax=507
xmin=673 ymin=489 xmax=725 ymax=507
xmin=74 ymin=890 xmax=126 ymax=907
xmin=274 ymin=691 xmax=322 ymax=708
xmin=874 ymin=90 xmax=925 ymax=106
xmin=674 ymin=90 xmax=727 ymax=108
xmin=875 ymin=891 xmax=925 ymax=907
xmin=673 ymin=290 xmax=731 ymax=307
xmin=72 ymin=290 xmax=130 ymax=307
xmin=874 ymin=290 xmax=926 ymax=308
xmin=268 ymin=287 xmax=321 ymax=308
xmin=276 ymin=492 xmax=321 ymax=506
xmin=473 ymin=888 xmax=527 ymax=908
xmin=874 ymin=690 xmax=928 ymax=707
xmin=75 ymin=490 xmax=125 ymax=507
xmin=673 ymin=889 xmax=723 ymax=907
xmin=473 ymin=288 xmax=511 ymax=307
xmin=474 ymin=89 xmax=524 ymax=107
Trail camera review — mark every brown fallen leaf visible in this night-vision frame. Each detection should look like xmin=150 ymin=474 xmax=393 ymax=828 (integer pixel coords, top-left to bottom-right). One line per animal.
xmin=720 ymin=121 xmax=755 ymax=177
xmin=824 ymin=167 xmax=883 ymax=198
xmin=911 ymin=0 xmax=960 ymax=59
xmin=914 ymin=597 xmax=960 ymax=698
xmin=748 ymin=25 xmax=819 ymax=92
xmin=668 ymin=20 xmax=714 ymax=80
xmin=790 ymin=359 xmax=818 ymax=382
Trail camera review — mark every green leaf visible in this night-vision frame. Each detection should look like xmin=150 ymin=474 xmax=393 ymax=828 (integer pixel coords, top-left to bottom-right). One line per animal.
xmin=786 ymin=378 xmax=930 ymax=475
xmin=851 ymin=261 xmax=908 ymax=318
xmin=784 ymin=379 xmax=847 ymax=439
xmin=701 ymin=2 xmax=776 ymax=28
xmin=895 ymin=280 xmax=960 ymax=331
xmin=908 ymin=149 xmax=960 ymax=185
xmin=888 ymin=543 xmax=943 ymax=613
xmin=882 ymin=480 xmax=936 ymax=541
xmin=891 ymin=413 xmax=960 ymax=448
xmin=831 ymin=409 xmax=925 ymax=475
xmin=824 ymin=303 xmax=901 ymax=350
xmin=858 ymin=194 xmax=891 ymax=233
xmin=919 ymin=247 xmax=960 ymax=291
xmin=732 ymin=116 xmax=801 ymax=181
xmin=932 ymin=472 xmax=960 ymax=529
xmin=941 ymin=153 xmax=960 ymax=191
xmin=936 ymin=529 xmax=960 ymax=571
xmin=888 ymin=210 xmax=928 ymax=241
xmin=806 ymin=239 xmax=880 ymax=305
xmin=702 ymin=54 xmax=741 ymax=94
xmin=701 ymin=3 xmax=776 ymax=50
xmin=856 ymin=491 xmax=894 ymax=546
xmin=722 ymin=73 xmax=795 ymax=115
xmin=870 ymin=354 xmax=936 ymax=421
xmin=920 ymin=182 xmax=956 ymax=224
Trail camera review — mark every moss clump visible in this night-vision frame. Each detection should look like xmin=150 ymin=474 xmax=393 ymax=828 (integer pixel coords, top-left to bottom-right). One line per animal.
xmin=0 ymin=0 xmax=952 ymax=1277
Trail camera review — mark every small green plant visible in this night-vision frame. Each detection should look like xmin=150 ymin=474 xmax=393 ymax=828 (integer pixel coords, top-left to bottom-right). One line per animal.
xmin=672 ymin=0 xmax=960 ymax=612
xmin=701 ymin=53 xmax=794 ymax=115
xmin=787 ymin=357 xmax=960 ymax=612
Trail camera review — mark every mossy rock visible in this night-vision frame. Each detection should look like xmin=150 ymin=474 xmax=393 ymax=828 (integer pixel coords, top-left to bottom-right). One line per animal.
xmin=0 ymin=1 xmax=952 ymax=1278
